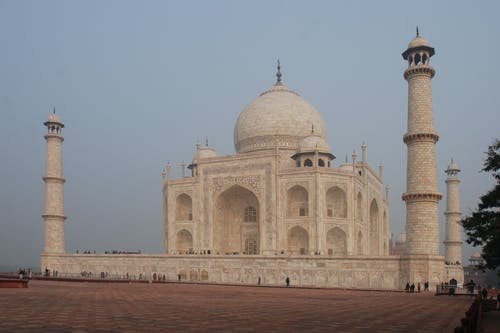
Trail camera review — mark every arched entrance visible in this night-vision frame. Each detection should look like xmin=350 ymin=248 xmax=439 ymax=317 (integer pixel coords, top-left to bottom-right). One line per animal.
xmin=326 ymin=186 xmax=347 ymax=218
xmin=370 ymin=199 xmax=379 ymax=255
xmin=287 ymin=226 xmax=309 ymax=255
xmin=214 ymin=185 xmax=259 ymax=254
xmin=326 ymin=227 xmax=347 ymax=255
xmin=175 ymin=229 xmax=193 ymax=253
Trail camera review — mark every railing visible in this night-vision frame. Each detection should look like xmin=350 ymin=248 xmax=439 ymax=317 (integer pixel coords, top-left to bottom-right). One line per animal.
xmin=436 ymin=284 xmax=478 ymax=296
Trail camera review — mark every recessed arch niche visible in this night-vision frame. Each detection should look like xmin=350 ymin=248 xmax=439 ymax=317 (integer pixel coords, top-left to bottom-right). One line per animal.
xmin=214 ymin=185 xmax=259 ymax=255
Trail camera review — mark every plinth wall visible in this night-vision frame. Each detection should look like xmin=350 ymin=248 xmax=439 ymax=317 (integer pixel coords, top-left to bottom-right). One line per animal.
xmin=41 ymin=254 xmax=409 ymax=289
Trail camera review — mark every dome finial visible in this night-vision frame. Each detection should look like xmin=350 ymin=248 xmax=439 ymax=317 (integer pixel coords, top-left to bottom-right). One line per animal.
xmin=311 ymin=124 xmax=315 ymax=134
xmin=276 ymin=59 xmax=282 ymax=85
xmin=416 ymin=26 xmax=419 ymax=37
xmin=205 ymin=137 xmax=209 ymax=147
xmin=53 ymin=107 xmax=56 ymax=114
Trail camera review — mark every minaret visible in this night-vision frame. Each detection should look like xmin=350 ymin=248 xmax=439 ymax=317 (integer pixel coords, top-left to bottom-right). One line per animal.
xmin=444 ymin=160 xmax=463 ymax=265
xmin=402 ymin=30 xmax=442 ymax=256
xmin=42 ymin=110 xmax=66 ymax=253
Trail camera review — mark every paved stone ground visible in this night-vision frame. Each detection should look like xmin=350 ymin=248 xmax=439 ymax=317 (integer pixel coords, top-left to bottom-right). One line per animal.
xmin=0 ymin=280 xmax=473 ymax=332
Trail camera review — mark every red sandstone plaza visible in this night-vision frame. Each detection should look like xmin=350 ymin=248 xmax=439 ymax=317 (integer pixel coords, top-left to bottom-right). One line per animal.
xmin=1 ymin=280 xmax=473 ymax=332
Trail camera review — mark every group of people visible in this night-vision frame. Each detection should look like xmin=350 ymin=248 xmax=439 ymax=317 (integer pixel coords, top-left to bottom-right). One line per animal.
xmin=17 ymin=268 xmax=32 ymax=279
xmin=405 ymin=281 xmax=429 ymax=293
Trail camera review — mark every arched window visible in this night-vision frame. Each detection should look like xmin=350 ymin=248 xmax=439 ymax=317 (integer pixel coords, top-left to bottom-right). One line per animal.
xmin=326 ymin=227 xmax=347 ymax=256
xmin=244 ymin=206 xmax=257 ymax=222
xmin=175 ymin=229 xmax=193 ymax=253
xmin=326 ymin=186 xmax=347 ymax=218
xmin=357 ymin=192 xmax=363 ymax=222
xmin=287 ymin=226 xmax=309 ymax=255
xmin=422 ymin=53 xmax=428 ymax=64
xmin=304 ymin=159 xmax=313 ymax=167
xmin=357 ymin=231 xmax=364 ymax=255
xmin=415 ymin=53 xmax=421 ymax=65
xmin=176 ymin=194 xmax=193 ymax=221
xmin=287 ymin=185 xmax=308 ymax=217
xmin=370 ymin=199 xmax=379 ymax=255
xmin=318 ymin=159 xmax=325 ymax=167
xmin=244 ymin=238 xmax=258 ymax=254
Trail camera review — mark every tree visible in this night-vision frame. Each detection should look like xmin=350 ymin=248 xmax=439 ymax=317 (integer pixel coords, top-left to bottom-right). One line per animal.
xmin=462 ymin=139 xmax=500 ymax=271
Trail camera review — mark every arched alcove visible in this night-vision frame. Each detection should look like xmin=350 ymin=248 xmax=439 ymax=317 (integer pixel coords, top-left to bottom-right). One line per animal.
xmin=383 ymin=211 xmax=388 ymax=235
xmin=326 ymin=186 xmax=347 ymax=218
xmin=214 ymin=185 xmax=259 ymax=255
xmin=370 ymin=199 xmax=379 ymax=256
xmin=357 ymin=231 xmax=364 ymax=255
xmin=357 ymin=192 xmax=363 ymax=222
xmin=287 ymin=226 xmax=308 ymax=255
xmin=175 ymin=229 xmax=193 ymax=253
xmin=176 ymin=194 xmax=192 ymax=221
xmin=383 ymin=211 xmax=388 ymax=255
xmin=326 ymin=227 xmax=347 ymax=255
xmin=287 ymin=185 xmax=308 ymax=217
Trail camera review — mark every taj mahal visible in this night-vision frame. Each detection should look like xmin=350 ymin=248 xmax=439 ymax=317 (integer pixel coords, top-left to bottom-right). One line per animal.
xmin=40 ymin=32 xmax=465 ymax=289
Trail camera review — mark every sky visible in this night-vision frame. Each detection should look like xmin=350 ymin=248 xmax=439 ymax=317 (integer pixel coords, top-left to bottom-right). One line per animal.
xmin=1 ymin=0 xmax=499 ymax=269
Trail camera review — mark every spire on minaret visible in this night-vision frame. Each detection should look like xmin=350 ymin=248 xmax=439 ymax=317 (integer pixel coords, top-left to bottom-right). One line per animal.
xmin=276 ymin=59 xmax=282 ymax=85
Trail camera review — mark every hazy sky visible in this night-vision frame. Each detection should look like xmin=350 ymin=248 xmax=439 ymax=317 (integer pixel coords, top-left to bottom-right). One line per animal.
xmin=1 ymin=0 xmax=499 ymax=269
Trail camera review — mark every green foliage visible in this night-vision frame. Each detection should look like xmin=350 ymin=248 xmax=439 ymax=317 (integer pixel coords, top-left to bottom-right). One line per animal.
xmin=462 ymin=139 xmax=500 ymax=271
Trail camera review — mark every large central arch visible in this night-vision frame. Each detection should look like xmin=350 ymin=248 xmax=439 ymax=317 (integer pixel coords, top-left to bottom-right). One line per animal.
xmin=214 ymin=185 xmax=260 ymax=254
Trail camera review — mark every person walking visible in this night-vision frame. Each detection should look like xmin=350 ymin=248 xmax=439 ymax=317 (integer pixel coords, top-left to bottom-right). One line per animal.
xmin=285 ymin=277 xmax=290 ymax=287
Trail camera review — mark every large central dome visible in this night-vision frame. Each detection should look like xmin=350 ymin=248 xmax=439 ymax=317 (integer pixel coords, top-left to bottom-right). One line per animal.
xmin=234 ymin=80 xmax=327 ymax=153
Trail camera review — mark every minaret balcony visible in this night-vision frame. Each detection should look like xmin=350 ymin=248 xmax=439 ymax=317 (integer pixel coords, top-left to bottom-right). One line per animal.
xmin=404 ymin=66 xmax=435 ymax=80
xmin=402 ymin=192 xmax=442 ymax=202
xmin=403 ymin=132 xmax=439 ymax=144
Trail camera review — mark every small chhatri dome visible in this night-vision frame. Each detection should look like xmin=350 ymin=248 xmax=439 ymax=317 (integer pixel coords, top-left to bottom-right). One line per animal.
xmin=408 ymin=36 xmax=430 ymax=48
xmin=44 ymin=108 xmax=64 ymax=128
xmin=192 ymin=140 xmax=219 ymax=162
xmin=47 ymin=113 xmax=62 ymax=124
xmin=447 ymin=159 xmax=460 ymax=171
xmin=47 ymin=107 xmax=62 ymax=124
xmin=234 ymin=63 xmax=327 ymax=153
xmin=470 ymin=252 xmax=482 ymax=260
xmin=402 ymin=28 xmax=435 ymax=60
xmin=446 ymin=159 xmax=460 ymax=173
xmin=297 ymin=134 xmax=330 ymax=153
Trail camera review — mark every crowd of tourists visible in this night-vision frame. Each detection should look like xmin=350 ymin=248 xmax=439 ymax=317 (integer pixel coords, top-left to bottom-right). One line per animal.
xmin=404 ymin=281 xmax=429 ymax=293
xmin=17 ymin=268 xmax=32 ymax=279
